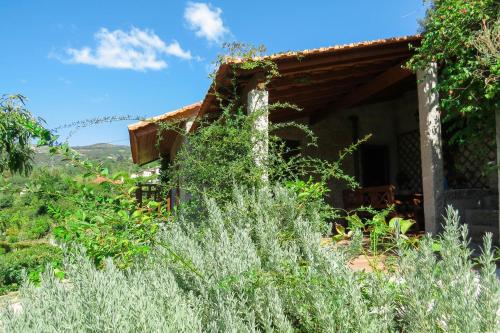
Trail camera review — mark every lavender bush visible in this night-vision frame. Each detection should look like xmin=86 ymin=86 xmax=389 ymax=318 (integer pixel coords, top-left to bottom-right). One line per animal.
xmin=1 ymin=187 xmax=498 ymax=332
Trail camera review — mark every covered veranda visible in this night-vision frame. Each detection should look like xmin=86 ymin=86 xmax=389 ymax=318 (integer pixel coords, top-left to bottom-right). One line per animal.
xmin=128 ymin=35 xmax=499 ymax=243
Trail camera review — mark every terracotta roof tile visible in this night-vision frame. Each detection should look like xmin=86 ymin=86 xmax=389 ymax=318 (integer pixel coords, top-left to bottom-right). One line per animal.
xmin=128 ymin=101 xmax=202 ymax=132
xmin=225 ymin=35 xmax=420 ymax=64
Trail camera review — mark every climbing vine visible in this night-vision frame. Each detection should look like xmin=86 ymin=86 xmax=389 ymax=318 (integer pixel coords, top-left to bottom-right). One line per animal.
xmin=155 ymin=43 xmax=364 ymax=224
xmin=408 ymin=0 xmax=499 ymax=145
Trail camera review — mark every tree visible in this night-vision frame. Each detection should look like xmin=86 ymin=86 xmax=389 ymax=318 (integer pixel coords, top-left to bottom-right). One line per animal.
xmin=408 ymin=0 xmax=499 ymax=144
xmin=0 ymin=95 xmax=53 ymax=175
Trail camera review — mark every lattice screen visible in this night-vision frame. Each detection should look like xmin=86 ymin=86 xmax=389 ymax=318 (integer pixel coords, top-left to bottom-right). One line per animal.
xmin=444 ymin=139 xmax=496 ymax=189
xmin=397 ymin=130 xmax=422 ymax=193
xmin=397 ymin=129 xmax=497 ymax=192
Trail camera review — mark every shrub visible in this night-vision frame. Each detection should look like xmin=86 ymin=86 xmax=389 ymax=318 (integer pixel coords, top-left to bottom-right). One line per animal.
xmin=0 ymin=210 xmax=52 ymax=243
xmin=0 ymin=94 xmax=54 ymax=175
xmin=0 ymin=192 xmax=13 ymax=209
xmin=50 ymin=180 xmax=161 ymax=268
xmin=1 ymin=188 xmax=498 ymax=332
xmin=0 ymin=243 xmax=62 ymax=293
xmin=18 ymin=216 xmax=51 ymax=240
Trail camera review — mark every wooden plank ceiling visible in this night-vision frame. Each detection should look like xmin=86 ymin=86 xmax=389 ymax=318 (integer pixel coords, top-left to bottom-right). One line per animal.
xmin=198 ymin=35 xmax=421 ymax=123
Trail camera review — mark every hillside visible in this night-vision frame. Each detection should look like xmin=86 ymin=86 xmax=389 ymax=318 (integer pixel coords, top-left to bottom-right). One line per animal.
xmin=72 ymin=143 xmax=131 ymax=162
xmin=34 ymin=143 xmax=135 ymax=172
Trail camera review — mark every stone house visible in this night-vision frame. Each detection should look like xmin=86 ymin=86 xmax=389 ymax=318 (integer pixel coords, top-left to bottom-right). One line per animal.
xmin=128 ymin=35 xmax=499 ymax=244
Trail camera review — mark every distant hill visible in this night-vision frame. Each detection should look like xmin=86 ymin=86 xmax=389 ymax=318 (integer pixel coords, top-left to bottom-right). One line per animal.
xmin=72 ymin=143 xmax=131 ymax=162
xmin=34 ymin=143 xmax=134 ymax=172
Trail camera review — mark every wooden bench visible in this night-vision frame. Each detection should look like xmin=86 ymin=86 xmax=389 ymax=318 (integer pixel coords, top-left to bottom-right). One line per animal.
xmin=342 ymin=185 xmax=424 ymax=231
xmin=342 ymin=185 xmax=396 ymax=210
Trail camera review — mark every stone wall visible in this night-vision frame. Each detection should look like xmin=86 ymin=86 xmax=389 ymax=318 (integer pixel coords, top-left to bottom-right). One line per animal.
xmin=275 ymin=91 xmax=420 ymax=208
xmin=443 ymin=189 xmax=499 ymax=243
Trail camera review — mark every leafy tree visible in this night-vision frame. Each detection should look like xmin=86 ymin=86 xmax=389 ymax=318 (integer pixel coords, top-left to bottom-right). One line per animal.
xmin=0 ymin=95 xmax=53 ymax=175
xmin=408 ymin=0 xmax=499 ymax=145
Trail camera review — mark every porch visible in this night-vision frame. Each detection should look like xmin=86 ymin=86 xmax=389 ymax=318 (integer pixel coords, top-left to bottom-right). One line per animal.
xmin=128 ymin=35 xmax=499 ymax=244
xmin=275 ymin=88 xmax=498 ymax=240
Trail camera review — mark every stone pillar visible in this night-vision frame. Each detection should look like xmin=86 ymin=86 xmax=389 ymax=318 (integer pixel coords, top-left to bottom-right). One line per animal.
xmin=247 ymin=87 xmax=269 ymax=182
xmin=417 ymin=63 xmax=444 ymax=235
xmin=496 ymin=109 xmax=500 ymax=244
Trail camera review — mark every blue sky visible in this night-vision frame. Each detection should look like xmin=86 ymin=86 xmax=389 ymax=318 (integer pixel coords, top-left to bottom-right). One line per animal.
xmin=1 ymin=1 xmax=427 ymax=146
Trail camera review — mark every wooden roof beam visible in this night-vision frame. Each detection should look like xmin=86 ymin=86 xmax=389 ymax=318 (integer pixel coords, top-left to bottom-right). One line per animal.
xmin=270 ymin=108 xmax=321 ymax=123
xmin=276 ymin=49 xmax=410 ymax=76
xmin=268 ymin=66 xmax=388 ymax=89
xmin=229 ymin=48 xmax=411 ymax=81
xmin=268 ymin=77 xmax=374 ymax=99
xmin=310 ymin=63 xmax=413 ymax=124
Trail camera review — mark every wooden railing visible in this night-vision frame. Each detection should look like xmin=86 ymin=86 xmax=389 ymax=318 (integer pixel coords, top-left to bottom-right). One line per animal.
xmin=342 ymin=185 xmax=424 ymax=230
xmin=135 ymin=183 xmax=175 ymax=211
xmin=342 ymin=185 xmax=396 ymax=210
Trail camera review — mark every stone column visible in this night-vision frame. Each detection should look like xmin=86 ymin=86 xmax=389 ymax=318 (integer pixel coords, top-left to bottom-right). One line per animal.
xmin=247 ymin=87 xmax=269 ymax=182
xmin=417 ymin=63 xmax=444 ymax=235
xmin=496 ymin=109 xmax=500 ymax=244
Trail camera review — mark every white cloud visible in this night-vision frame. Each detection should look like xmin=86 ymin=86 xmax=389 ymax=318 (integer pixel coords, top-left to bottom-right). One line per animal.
xmin=60 ymin=27 xmax=193 ymax=71
xmin=184 ymin=2 xmax=229 ymax=43
xmin=163 ymin=40 xmax=193 ymax=59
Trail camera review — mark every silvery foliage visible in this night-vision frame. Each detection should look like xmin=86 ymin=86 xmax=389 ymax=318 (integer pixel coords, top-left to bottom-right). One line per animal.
xmin=1 ymin=188 xmax=498 ymax=332
xmin=396 ymin=207 xmax=500 ymax=333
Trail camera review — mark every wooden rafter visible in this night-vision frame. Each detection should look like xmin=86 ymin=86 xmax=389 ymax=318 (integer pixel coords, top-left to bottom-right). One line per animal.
xmin=268 ymin=66 xmax=388 ymax=89
xmin=270 ymin=108 xmax=318 ymax=123
xmin=268 ymin=77 xmax=373 ymax=100
xmin=277 ymin=50 xmax=410 ymax=76
xmin=310 ymin=63 xmax=413 ymax=124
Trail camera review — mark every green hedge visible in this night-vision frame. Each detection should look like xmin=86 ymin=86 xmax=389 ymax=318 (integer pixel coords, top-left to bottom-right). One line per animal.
xmin=0 ymin=243 xmax=62 ymax=293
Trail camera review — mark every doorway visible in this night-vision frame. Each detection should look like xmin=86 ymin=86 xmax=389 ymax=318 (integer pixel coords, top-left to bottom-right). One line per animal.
xmin=361 ymin=145 xmax=390 ymax=187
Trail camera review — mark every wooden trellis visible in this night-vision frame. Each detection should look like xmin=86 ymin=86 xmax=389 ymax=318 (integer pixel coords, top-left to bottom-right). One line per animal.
xmin=444 ymin=140 xmax=496 ymax=189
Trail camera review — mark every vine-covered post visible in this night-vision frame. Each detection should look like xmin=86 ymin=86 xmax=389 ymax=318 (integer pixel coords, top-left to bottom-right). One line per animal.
xmin=417 ymin=62 xmax=444 ymax=235
xmin=496 ymin=109 xmax=500 ymax=244
xmin=246 ymin=76 xmax=269 ymax=183
xmin=178 ymin=116 xmax=196 ymax=203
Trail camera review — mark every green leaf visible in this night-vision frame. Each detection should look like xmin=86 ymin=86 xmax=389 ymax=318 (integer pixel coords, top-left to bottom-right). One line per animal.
xmin=92 ymin=216 xmax=105 ymax=224
xmin=432 ymin=241 xmax=442 ymax=252
xmin=389 ymin=217 xmax=414 ymax=235
xmin=54 ymin=268 xmax=66 ymax=280
xmin=131 ymin=210 xmax=142 ymax=219
xmin=335 ymin=224 xmax=346 ymax=236
xmin=346 ymin=214 xmax=364 ymax=229
xmin=147 ymin=201 xmax=159 ymax=209
xmin=128 ymin=186 xmax=139 ymax=195
xmin=332 ymin=234 xmax=344 ymax=242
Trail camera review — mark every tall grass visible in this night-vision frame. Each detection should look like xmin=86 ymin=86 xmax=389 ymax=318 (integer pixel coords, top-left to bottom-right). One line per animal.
xmin=1 ymin=187 xmax=498 ymax=332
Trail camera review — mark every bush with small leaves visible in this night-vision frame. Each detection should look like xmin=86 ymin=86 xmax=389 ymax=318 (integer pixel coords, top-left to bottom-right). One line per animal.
xmin=1 ymin=189 xmax=498 ymax=332
xmin=0 ymin=243 xmax=62 ymax=294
